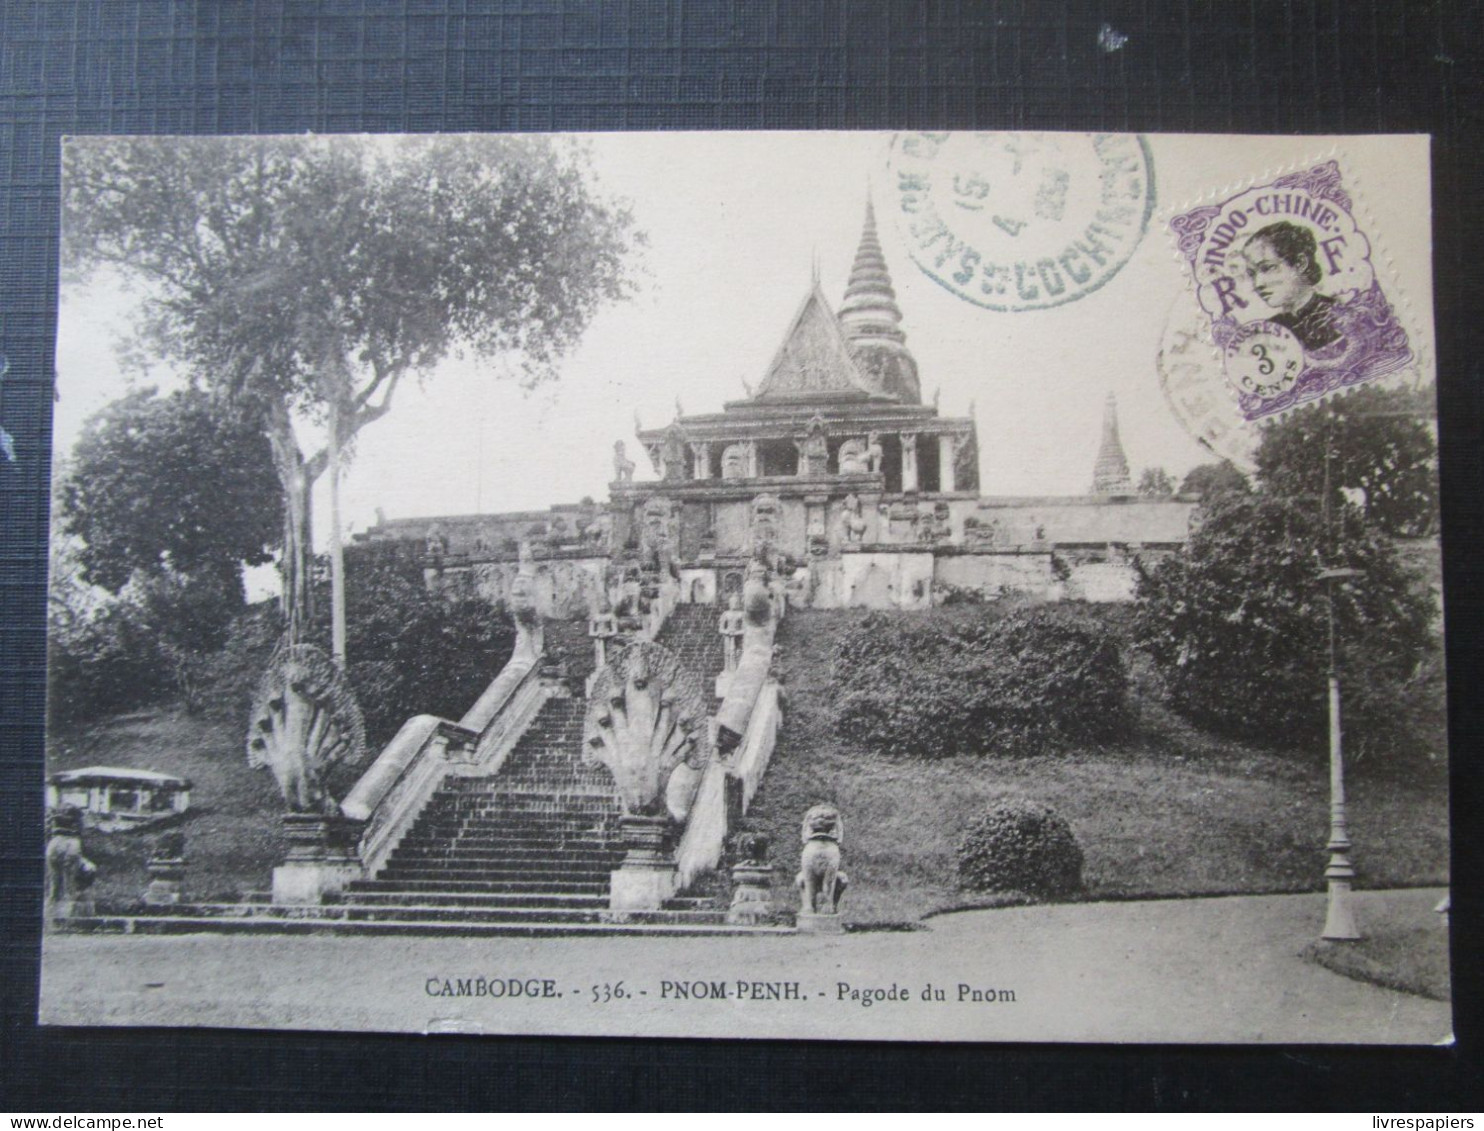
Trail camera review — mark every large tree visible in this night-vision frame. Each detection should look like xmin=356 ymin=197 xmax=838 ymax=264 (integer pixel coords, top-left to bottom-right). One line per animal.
xmin=1253 ymin=383 xmax=1439 ymax=537
xmin=62 ymin=135 xmax=640 ymax=649
xmin=1134 ymin=493 xmax=1437 ymax=760
xmin=1179 ymin=460 xmax=1251 ymax=500
xmin=1136 ymin=467 xmax=1175 ymax=498
xmin=60 ymin=386 xmax=281 ymax=593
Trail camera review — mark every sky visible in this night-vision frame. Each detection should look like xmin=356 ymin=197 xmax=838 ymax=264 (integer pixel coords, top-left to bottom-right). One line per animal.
xmin=53 ymin=131 xmax=1435 ymax=552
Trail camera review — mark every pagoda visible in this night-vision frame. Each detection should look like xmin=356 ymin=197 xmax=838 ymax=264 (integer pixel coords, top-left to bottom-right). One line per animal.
xmin=360 ymin=198 xmax=1197 ymax=611
xmin=1090 ymin=393 xmax=1135 ymax=496
xmin=618 ymin=201 xmax=979 ymax=591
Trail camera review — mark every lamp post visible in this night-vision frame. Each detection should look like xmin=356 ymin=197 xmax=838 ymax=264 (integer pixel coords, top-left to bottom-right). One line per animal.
xmin=1318 ymin=565 xmax=1364 ymax=941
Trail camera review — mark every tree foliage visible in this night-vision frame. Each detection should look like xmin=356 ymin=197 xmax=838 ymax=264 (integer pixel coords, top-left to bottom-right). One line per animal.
xmin=1133 ymin=493 xmax=1437 ymax=758
xmin=1254 ymin=383 xmax=1439 ymax=537
xmin=62 ymin=135 xmax=642 ymax=641
xmin=60 ymin=387 xmax=281 ymax=593
xmin=315 ymin=546 xmax=517 ymax=747
xmin=1137 ymin=467 xmax=1175 ymax=498
xmin=1179 ymin=460 xmax=1251 ymax=500
xmin=48 ymin=559 xmax=246 ymax=721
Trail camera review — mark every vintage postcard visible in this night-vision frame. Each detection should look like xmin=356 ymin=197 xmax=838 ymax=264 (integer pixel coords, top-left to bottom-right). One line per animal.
xmin=40 ymin=131 xmax=1449 ymax=1043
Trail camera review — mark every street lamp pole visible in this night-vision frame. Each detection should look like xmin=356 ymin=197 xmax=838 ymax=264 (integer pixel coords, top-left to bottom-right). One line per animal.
xmin=1319 ymin=565 xmax=1364 ymax=940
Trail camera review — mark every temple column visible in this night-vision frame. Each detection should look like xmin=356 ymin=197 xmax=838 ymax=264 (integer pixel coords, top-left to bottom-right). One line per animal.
xmin=901 ymin=432 xmax=920 ymax=493
xmin=939 ymin=434 xmax=957 ymax=493
xmin=690 ymin=441 xmax=711 ymax=480
xmin=745 ymin=440 xmax=759 ymax=478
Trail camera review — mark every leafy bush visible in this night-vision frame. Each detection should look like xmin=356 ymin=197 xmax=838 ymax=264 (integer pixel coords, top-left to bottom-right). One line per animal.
xmin=933 ymin=582 xmax=989 ymax=606
xmin=831 ymin=607 xmax=1131 ymax=757
xmin=958 ymin=797 xmax=1084 ymax=898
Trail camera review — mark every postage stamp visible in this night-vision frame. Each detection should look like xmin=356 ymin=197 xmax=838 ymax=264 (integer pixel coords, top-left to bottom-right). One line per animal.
xmin=888 ymin=131 xmax=1154 ymax=312
xmin=1169 ymin=159 xmax=1415 ymax=423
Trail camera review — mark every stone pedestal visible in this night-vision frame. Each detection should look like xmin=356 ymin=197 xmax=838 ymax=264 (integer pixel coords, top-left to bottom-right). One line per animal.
xmin=795 ymin=910 xmax=845 ymax=935
xmin=609 ymin=814 xmax=677 ymax=912
xmin=143 ymin=857 xmax=187 ymax=906
xmin=272 ymin=814 xmax=364 ymax=906
xmin=726 ymin=861 xmax=775 ymax=925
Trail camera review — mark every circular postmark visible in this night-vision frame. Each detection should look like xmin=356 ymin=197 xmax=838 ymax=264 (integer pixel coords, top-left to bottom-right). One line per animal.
xmin=1156 ymin=287 xmax=1257 ymax=470
xmin=887 ymin=132 xmax=1154 ymax=312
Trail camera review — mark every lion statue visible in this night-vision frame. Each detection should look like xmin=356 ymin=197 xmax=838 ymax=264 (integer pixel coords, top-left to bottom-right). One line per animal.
xmin=795 ymin=802 xmax=848 ymax=915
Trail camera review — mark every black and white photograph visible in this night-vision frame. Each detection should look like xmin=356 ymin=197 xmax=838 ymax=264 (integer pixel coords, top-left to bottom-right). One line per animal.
xmin=38 ymin=130 xmax=1449 ymax=1044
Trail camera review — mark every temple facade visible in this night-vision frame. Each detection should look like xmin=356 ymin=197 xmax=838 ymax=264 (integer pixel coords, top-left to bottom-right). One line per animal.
xmin=359 ymin=202 xmax=1197 ymax=611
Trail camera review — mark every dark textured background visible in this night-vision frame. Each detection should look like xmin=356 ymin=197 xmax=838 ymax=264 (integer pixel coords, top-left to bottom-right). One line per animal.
xmin=2 ymin=0 xmax=1481 ymax=1111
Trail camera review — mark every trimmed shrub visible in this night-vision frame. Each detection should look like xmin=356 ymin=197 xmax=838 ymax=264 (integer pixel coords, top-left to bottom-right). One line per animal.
xmin=831 ymin=607 xmax=1131 ymax=757
xmin=958 ymin=798 xmax=1084 ymax=898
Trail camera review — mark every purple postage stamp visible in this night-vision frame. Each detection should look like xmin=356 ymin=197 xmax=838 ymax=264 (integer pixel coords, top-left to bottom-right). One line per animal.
xmin=1169 ymin=160 xmax=1413 ymax=422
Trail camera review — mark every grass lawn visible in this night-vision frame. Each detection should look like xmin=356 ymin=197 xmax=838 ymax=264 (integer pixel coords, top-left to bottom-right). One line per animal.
xmin=1303 ymin=890 xmax=1452 ymax=1002
xmin=741 ymin=607 xmax=1450 ymax=927
xmin=48 ymin=709 xmax=295 ymax=904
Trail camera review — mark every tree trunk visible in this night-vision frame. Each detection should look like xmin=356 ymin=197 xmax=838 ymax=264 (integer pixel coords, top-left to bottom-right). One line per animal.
xmin=328 ymin=396 xmax=347 ymax=664
xmin=265 ymin=402 xmax=316 ymax=646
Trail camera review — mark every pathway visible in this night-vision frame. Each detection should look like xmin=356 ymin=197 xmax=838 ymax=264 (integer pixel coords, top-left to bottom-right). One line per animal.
xmin=40 ymin=888 xmax=1451 ymax=1044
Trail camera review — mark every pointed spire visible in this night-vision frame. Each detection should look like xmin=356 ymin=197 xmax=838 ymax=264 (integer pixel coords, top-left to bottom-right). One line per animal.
xmin=839 ymin=197 xmax=921 ymax=403
xmin=839 ymin=199 xmax=903 ymax=341
xmin=1092 ymin=392 xmax=1134 ymax=495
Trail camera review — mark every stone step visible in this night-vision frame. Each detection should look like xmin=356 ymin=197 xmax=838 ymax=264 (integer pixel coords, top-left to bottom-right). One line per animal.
xmin=54 ymin=915 xmax=793 ymax=939
xmin=373 ymin=873 xmax=611 ymax=891
xmin=382 ymin=846 xmax=621 ymax=864
xmin=369 ymin=873 xmax=609 ymax=891
xmin=391 ymin=825 xmax=617 ymax=843
xmin=383 ymin=864 xmax=619 ymax=881
xmin=337 ymin=889 xmax=716 ymax=910
xmin=403 ymin=819 xmax=617 ymax=837
xmin=388 ymin=831 xmax=620 ymax=843
xmin=389 ymin=847 xmax=623 ymax=865
xmin=349 ymin=880 xmax=610 ymax=901
xmin=412 ymin=813 xmax=620 ymax=828
xmin=416 ymin=815 xmax=619 ymax=830
xmin=334 ymin=904 xmax=731 ymax=926
xmin=421 ymin=791 xmax=614 ymax=808
xmin=417 ymin=814 xmax=620 ymax=828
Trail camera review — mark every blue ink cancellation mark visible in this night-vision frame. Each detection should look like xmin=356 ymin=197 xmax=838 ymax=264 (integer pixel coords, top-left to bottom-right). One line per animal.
xmin=889 ymin=132 xmax=1155 ymax=313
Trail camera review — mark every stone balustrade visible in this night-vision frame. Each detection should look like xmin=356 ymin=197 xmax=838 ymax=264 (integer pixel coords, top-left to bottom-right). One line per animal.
xmin=674 ymin=605 xmax=780 ymax=890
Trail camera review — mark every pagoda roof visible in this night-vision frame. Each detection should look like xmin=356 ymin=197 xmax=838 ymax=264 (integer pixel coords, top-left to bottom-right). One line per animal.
xmin=752 ymin=282 xmax=886 ymax=403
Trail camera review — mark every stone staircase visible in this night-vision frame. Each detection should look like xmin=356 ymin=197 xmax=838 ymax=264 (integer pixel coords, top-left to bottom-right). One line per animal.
xmin=653 ymin=603 xmax=727 ymax=696
xmin=59 ymin=608 xmax=790 ymax=937
xmin=542 ymin=616 xmax=599 ymax=686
